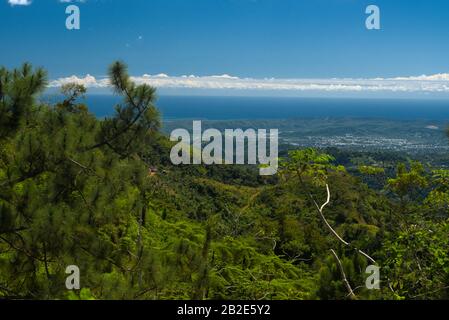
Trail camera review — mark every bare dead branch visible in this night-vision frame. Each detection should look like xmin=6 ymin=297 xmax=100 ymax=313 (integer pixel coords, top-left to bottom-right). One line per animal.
xmin=300 ymin=177 xmax=377 ymax=265
xmin=316 ymin=184 xmax=350 ymax=246
xmin=330 ymin=249 xmax=356 ymax=299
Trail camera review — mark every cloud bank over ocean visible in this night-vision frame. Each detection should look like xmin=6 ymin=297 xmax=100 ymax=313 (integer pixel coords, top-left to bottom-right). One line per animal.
xmin=48 ymin=73 xmax=449 ymax=95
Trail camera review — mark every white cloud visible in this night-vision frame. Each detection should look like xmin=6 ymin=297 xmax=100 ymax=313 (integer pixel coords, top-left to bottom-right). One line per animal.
xmin=8 ymin=0 xmax=32 ymax=6
xmin=392 ymin=73 xmax=449 ymax=81
xmin=49 ymin=74 xmax=109 ymax=88
xmin=48 ymin=73 xmax=449 ymax=93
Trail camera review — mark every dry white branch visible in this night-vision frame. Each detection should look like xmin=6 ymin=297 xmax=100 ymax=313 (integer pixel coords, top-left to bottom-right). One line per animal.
xmin=305 ymin=182 xmax=377 ymax=265
xmin=330 ymin=249 xmax=356 ymax=299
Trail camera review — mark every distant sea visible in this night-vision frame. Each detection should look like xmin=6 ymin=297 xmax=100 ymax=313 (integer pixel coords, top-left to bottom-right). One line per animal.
xmin=41 ymin=95 xmax=449 ymax=121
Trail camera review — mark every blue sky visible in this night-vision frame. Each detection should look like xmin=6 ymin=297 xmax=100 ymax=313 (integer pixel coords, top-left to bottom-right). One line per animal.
xmin=1 ymin=0 xmax=449 ymax=96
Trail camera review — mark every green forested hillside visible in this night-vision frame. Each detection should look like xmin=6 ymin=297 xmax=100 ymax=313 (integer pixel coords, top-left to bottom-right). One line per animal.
xmin=1 ymin=62 xmax=449 ymax=300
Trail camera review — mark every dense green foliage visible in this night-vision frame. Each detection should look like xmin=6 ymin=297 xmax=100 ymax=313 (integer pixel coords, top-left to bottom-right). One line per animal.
xmin=1 ymin=62 xmax=449 ymax=300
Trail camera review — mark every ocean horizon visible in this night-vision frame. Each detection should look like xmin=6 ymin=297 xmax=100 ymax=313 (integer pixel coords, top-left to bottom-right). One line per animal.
xmin=40 ymin=94 xmax=449 ymax=121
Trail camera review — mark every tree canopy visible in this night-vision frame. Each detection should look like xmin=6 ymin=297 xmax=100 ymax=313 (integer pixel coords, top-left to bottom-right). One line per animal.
xmin=1 ymin=62 xmax=449 ymax=300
